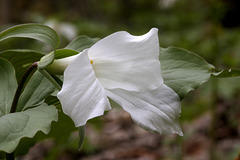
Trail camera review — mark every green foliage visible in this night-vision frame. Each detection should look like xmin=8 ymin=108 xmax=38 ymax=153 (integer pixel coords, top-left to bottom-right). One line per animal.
xmin=0 ymin=9 xmax=239 ymax=157
xmin=46 ymin=108 xmax=76 ymax=144
xmin=160 ymin=47 xmax=215 ymax=100
xmin=0 ymin=24 xmax=59 ymax=50
xmin=0 ymin=0 xmax=238 ymax=159
xmin=0 ymin=58 xmax=58 ymax=155
xmin=0 ymin=103 xmax=58 ymax=153
xmin=38 ymin=51 xmax=56 ymax=68
xmin=65 ymin=35 xmax=100 ymax=52
xmin=0 ymin=24 xmax=60 ymax=69
xmin=54 ymin=49 xmax=79 ymax=59
xmin=0 ymin=58 xmax=17 ymax=116
xmin=0 ymin=49 xmax=44 ymax=81
xmin=16 ymin=71 xmax=56 ymax=112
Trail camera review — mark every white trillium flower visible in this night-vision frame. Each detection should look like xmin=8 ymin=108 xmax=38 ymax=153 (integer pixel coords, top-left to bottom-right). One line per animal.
xmin=57 ymin=28 xmax=183 ymax=136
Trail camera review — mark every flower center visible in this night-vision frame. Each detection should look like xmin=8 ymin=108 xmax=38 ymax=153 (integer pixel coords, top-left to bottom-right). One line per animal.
xmin=90 ymin=60 xmax=93 ymax=64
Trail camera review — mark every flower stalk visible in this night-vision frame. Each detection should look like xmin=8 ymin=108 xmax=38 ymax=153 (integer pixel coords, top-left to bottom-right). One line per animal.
xmin=10 ymin=62 xmax=38 ymax=113
xmin=8 ymin=62 xmax=38 ymax=160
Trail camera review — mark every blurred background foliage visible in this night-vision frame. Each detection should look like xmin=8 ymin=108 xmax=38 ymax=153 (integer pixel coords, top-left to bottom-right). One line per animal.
xmin=0 ymin=0 xmax=240 ymax=159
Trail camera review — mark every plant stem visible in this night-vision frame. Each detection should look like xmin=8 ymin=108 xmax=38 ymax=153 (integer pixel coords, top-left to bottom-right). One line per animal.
xmin=37 ymin=68 xmax=62 ymax=90
xmin=10 ymin=62 xmax=38 ymax=113
xmin=6 ymin=152 xmax=14 ymax=160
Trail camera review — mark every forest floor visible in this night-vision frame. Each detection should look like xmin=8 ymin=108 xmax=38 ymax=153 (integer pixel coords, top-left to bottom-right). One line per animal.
xmin=20 ymin=99 xmax=240 ymax=160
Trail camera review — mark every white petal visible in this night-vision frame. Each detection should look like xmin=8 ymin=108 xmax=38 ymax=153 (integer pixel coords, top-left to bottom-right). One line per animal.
xmin=106 ymin=84 xmax=183 ymax=136
xmin=89 ymin=28 xmax=163 ymax=91
xmin=57 ymin=50 xmax=111 ymax=127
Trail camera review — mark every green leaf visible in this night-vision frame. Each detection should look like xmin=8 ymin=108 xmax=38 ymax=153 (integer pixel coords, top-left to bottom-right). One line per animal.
xmin=65 ymin=35 xmax=100 ymax=52
xmin=16 ymin=71 xmax=56 ymax=112
xmin=0 ymin=24 xmax=60 ymax=69
xmin=38 ymin=51 xmax=56 ymax=68
xmin=0 ymin=58 xmax=18 ymax=117
xmin=37 ymin=68 xmax=62 ymax=90
xmin=43 ymin=106 xmax=76 ymax=144
xmin=55 ymin=49 xmax=79 ymax=59
xmin=0 ymin=49 xmax=44 ymax=81
xmin=160 ymin=47 xmax=215 ymax=100
xmin=211 ymin=68 xmax=240 ymax=78
xmin=38 ymin=49 xmax=79 ymax=69
xmin=0 ymin=103 xmax=58 ymax=153
xmin=0 ymin=24 xmax=59 ymax=50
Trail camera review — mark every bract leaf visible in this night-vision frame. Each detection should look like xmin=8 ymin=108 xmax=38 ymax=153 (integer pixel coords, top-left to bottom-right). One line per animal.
xmin=0 ymin=49 xmax=44 ymax=81
xmin=0 ymin=24 xmax=59 ymax=50
xmin=160 ymin=47 xmax=214 ymax=100
xmin=38 ymin=51 xmax=55 ymax=68
xmin=65 ymin=35 xmax=99 ymax=52
xmin=38 ymin=49 xmax=80 ymax=69
xmin=16 ymin=71 xmax=56 ymax=112
xmin=0 ymin=58 xmax=17 ymax=116
xmin=0 ymin=103 xmax=58 ymax=153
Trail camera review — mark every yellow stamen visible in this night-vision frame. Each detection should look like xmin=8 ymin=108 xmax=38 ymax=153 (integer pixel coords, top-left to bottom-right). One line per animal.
xmin=90 ymin=60 xmax=93 ymax=64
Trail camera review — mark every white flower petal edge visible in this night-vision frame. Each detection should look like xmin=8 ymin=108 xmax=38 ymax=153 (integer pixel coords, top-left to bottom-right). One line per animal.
xmin=89 ymin=28 xmax=163 ymax=92
xmin=106 ymin=84 xmax=183 ymax=136
xmin=57 ymin=50 xmax=111 ymax=127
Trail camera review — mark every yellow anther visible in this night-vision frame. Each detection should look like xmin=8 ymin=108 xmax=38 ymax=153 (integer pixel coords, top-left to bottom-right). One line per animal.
xmin=90 ymin=60 xmax=93 ymax=64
